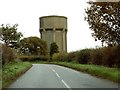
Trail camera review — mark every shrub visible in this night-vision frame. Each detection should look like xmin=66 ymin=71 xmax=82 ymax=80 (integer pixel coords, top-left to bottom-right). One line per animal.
xmin=2 ymin=44 xmax=16 ymax=65
xmin=51 ymin=46 xmax=120 ymax=68
xmin=67 ymin=52 xmax=77 ymax=62
xmin=58 ymin=53 xmax=68 ymax=62
xmin=52 ymin=52 xmax=79 ymax=63
xmin=52 ymin=53 xmax=59 ymax=62
xmin=52 ymin=53 xmax=68 ymax=62
xmin=114 ymin=46 xmax=120 ymax=68
xmin=18 ymin=55 xmax=49 ymax=62
xmin=77 ymin=49 xmax=91 ymax=64
xmin=103 ymin=46 xmax=120 ymax=67
xmin=91 ymin=48 xmax=103 ymax=65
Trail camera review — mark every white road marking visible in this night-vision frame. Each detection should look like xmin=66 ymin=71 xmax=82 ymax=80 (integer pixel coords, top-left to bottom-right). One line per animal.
xmin=51 ymin=68 xmax=60 ymax=78
xmin=51 ymin=68 xmax=71 ymax=89
xmin=61 ymin=79 xmax=71 ymax=89
xmin=52 ymin=69 xmax=56 ymax=72
xmin=55 ymin=73 xmax=60 ymax=78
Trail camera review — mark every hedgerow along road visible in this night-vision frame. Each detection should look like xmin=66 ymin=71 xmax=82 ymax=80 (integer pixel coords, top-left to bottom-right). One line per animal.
xmin=8 ymin=64 xmax=118 ymax=88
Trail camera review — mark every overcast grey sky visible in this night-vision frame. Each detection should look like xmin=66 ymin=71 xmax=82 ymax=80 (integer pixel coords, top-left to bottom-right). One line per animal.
xmin=0 ymin=0 xmax=103 ymax=52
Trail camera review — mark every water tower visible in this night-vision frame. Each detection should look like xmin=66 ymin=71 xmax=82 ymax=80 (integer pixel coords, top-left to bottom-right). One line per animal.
xmin=39 ymin=15 xmax=67 ymax=53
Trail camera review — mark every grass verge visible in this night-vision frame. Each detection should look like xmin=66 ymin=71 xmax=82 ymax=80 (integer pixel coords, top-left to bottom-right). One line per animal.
xmin=2 ymin=62 xmax=32 ymax=88
xmin=33 ymin=61 xmax=119 ymax=83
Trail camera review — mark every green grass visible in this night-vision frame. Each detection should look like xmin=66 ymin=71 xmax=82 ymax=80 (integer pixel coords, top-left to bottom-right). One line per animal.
xmin=2 ymin=62 xmax=32 ymax=88
xmin=33 ymin=61 xmax=119 ymax=83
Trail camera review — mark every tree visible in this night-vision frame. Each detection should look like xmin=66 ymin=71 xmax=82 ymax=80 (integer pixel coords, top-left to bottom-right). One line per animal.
xmin=20 ymin=36 xmax=48 ymax=55
xmin=85 ymin=2 xmax=120 ymax=46
xmin=1 ymin=44 xmax=15 ymax=65
xmin=0 ymin=24 xmax=23 ymax=48
xmin=50 ymin=42 xmax=59 ymax=60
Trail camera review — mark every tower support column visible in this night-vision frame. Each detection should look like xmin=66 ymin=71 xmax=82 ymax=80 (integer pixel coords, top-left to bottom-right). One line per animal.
xmin=53 ymin=28 xmax=55 ymax=42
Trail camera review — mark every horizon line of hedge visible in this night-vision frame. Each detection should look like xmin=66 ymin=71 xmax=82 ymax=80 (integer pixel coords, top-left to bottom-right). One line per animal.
xmin=52 ymin=46 xmax=120 ymax=68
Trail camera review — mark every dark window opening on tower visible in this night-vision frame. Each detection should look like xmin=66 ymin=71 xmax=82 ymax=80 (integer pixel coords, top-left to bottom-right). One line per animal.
xmin=45 ymin=28 xmax=53 ymax=31
xmin=56 ymin=28 xmax=63 ymax=31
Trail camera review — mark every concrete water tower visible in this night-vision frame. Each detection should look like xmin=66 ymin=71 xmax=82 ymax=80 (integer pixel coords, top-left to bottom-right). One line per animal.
xmin=39 ymin=15 xmax=67 ymax=53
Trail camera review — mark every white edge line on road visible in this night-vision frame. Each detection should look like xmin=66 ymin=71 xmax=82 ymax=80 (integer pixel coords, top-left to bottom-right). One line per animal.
xmin=61 ymin=79 xmax=71 ymax=89
xmin=55 ymin=73 xmax=60 ymax=78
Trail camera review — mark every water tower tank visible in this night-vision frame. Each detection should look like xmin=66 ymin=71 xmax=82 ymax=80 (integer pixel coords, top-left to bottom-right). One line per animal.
xmin=39 ymin=15 xmax=67 ymax=53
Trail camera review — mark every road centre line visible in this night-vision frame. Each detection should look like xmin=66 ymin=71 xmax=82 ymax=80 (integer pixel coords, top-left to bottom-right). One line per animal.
xmin=51 ymin=69 xmax=56 ymax=72
xmin=51 ymin=68 xmax=71 ymax=89
xmin=55 ymin=73 xmax=60 ymax=78
xmin=51 ymin=68 xmax=60 ymax=78
xmin=61 ymin=79 xmax=71 ymax=89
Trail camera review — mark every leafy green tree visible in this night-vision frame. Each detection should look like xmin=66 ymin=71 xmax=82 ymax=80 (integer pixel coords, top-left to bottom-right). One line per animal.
xmin=0 ymin=24 xmax=23 ymax=48
xmin=20 ymin=36 xmax=48 ymax=55
xmin=50 ymin=42 xmax=59 ymax=60
xmin=85 ymin=2 xmax=120 ymax=46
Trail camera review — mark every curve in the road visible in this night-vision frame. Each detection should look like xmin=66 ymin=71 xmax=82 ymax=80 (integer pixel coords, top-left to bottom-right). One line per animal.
xmin=8 ymin=64 xmax=119 ymax=89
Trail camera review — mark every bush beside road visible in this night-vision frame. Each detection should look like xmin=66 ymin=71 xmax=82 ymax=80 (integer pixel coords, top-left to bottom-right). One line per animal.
xmin=2 ymin=62 xmax=32 ymax=88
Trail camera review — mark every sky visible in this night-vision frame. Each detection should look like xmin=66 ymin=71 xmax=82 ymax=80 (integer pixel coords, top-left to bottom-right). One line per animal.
xmin=0 ymin=0 xmax=103 ymax=52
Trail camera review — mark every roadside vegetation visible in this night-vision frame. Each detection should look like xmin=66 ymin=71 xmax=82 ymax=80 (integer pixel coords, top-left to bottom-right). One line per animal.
xmin=0 ymin=24 xmax=48 ymax=88
xmin=0 ymin=25 xmax=33 ymax=88
xmin=2 ymin=62 xmax=32 ymax=88
xmin=52 ymin=46 xmax=120 ymax=68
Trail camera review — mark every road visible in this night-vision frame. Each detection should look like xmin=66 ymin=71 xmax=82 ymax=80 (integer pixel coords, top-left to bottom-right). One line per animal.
xmin=8 ymin=64 xmax=118 ymax=88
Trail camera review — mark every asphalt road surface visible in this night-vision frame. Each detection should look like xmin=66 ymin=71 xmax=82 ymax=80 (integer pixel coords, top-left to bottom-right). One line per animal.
xmin=8 ymin=64 xmax=118 ymax=88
